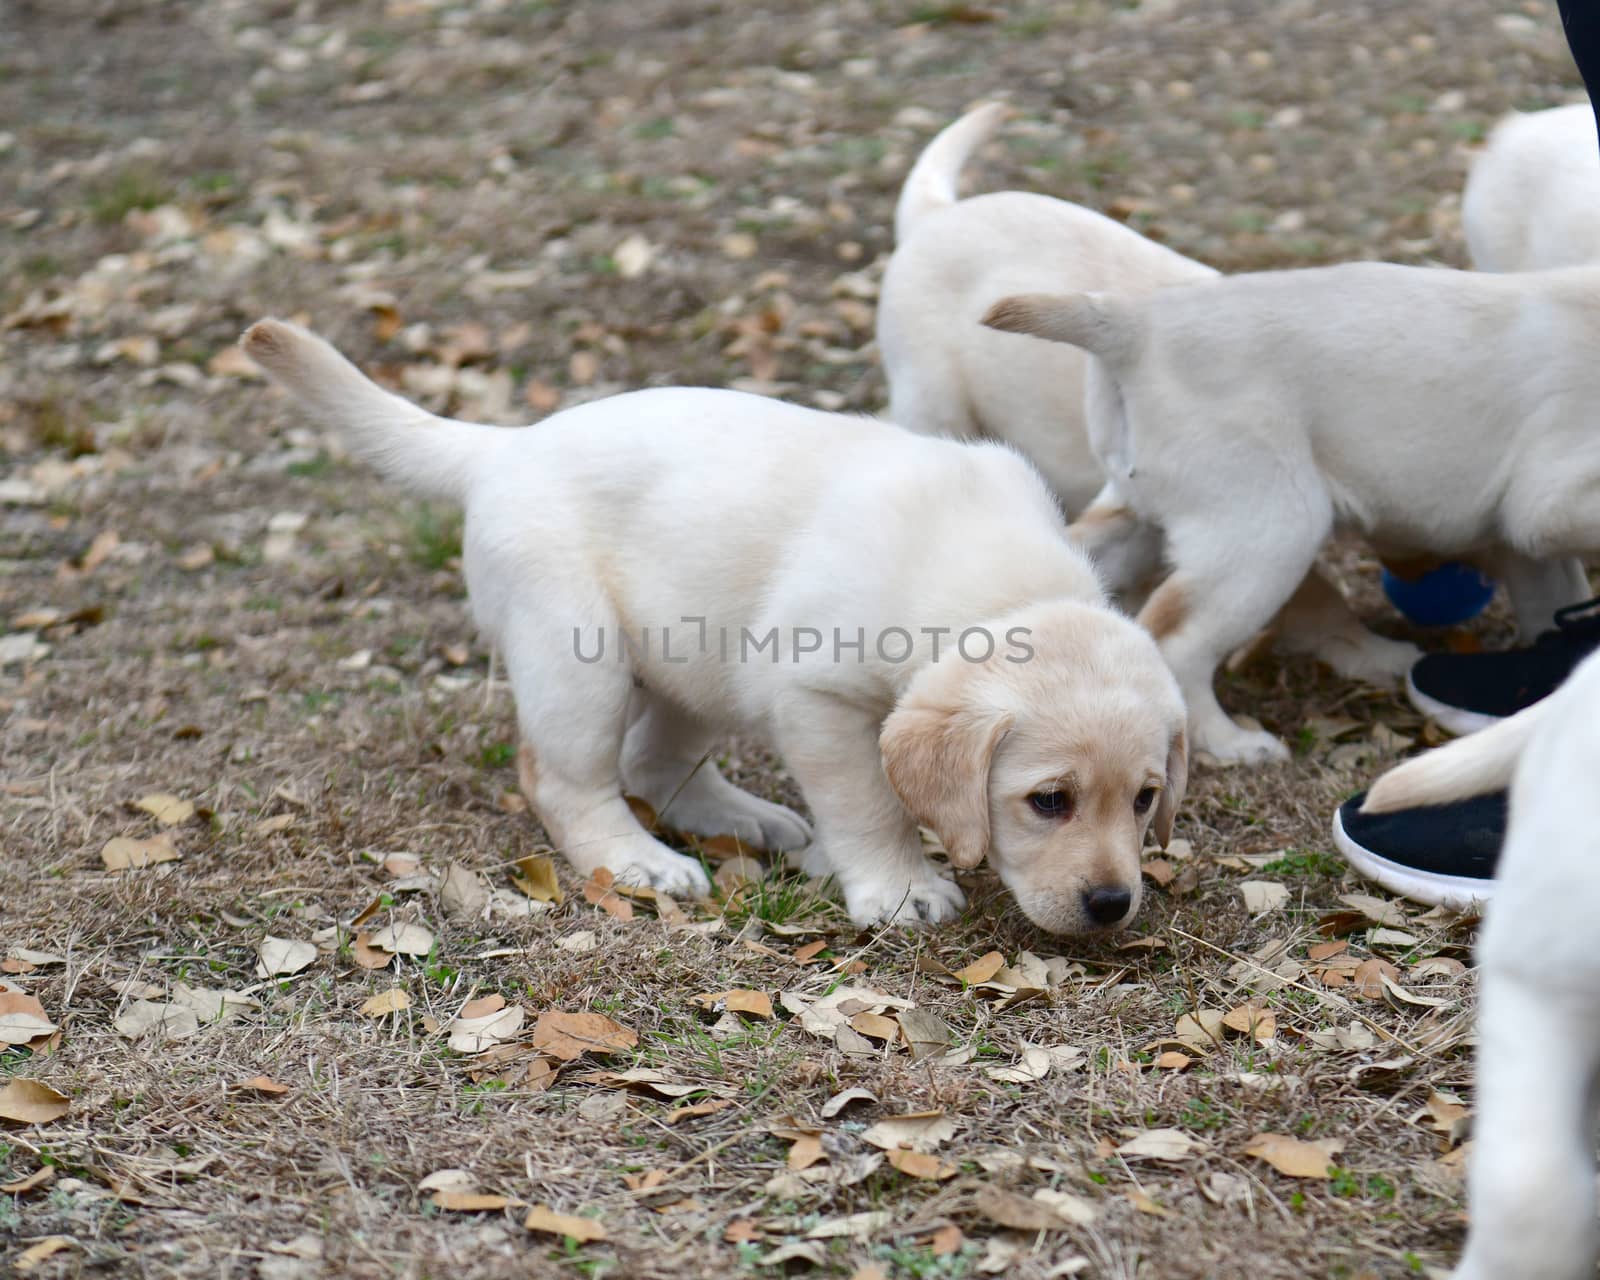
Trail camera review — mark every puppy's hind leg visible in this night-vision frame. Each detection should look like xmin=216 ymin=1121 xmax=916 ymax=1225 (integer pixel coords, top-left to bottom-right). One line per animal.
xmin=1452 ymin=968 xmax=1600 ymax=1280
xmin=1146 ymin=506 xmax=1331 ymax=764
xmin=621 ymin=690 xmax=812 ymax=852
xmin=1275 ymin=565 xmax=1420 ymax=684
xmin=504 ymin=611 xmax=711 ymax=899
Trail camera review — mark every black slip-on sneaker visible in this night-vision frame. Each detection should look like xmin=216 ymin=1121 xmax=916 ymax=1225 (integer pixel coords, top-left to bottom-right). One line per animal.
xmin=1406 ymin=596 xmax=1600 ymax=735
xmin=1331 ymin=790 xmax=1504 ymax=910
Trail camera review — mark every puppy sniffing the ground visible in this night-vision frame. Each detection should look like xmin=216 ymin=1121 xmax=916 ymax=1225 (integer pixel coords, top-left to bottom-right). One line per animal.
xmin=1363 ymin=653 xmax=1600 ymax=1280
xmin=241 ymin=319 xmax=1187 ymax=933
xmin=1463 ymin=101 xmax=1600 ymax=273
xmin=983 ymin=262 xmax=1600 ymax=763
xmin=878 ymin=102 xmax=1422 ymax=695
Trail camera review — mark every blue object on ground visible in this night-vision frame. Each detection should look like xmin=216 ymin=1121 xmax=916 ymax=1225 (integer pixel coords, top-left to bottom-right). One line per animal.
xmin=1380 ymin=561 xmax=1496 ymax=627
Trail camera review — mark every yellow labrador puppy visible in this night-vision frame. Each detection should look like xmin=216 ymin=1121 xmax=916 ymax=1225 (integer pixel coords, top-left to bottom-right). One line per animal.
xmin=242 ymin=319 xmax=1186 ymax=933
xmin=878 ymin=103 xmax=1423 ymax=696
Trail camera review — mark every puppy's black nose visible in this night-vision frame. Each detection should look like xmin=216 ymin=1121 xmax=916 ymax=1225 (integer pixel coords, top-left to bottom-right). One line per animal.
xmin=1083 ymin=887 xmax=1132 ymax=926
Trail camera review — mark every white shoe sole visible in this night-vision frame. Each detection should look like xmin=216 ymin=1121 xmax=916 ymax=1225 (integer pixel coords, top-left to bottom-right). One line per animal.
xmin=1331 ymin=805 xmax=1494 ymax=912
xmin=1405 ymin=668 xmax=1504 ymax=737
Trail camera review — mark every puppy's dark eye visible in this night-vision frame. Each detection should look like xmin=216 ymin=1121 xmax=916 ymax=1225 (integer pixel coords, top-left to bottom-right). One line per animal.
xmin=1134 ymin=786 xmax=1158 ymax=814
xmin=1028 ymin=790 xmax=1073 ymax=819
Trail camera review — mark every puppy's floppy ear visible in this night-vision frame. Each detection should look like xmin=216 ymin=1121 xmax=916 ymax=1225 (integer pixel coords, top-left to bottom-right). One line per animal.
xmin=880 ymin=703 xmax=1011 ymax=870
xmin=1152 ymin=728 xmax=1188 ymax=849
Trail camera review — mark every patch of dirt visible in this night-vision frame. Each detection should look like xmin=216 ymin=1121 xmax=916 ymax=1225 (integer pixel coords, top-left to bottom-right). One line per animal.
xmin=0 ymin=1 xmax=1580 ymax=1276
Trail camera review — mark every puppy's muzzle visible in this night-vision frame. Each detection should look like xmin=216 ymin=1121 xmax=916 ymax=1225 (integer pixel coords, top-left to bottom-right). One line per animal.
xmin=1083 ymin=886 xmax=1133 ymax=927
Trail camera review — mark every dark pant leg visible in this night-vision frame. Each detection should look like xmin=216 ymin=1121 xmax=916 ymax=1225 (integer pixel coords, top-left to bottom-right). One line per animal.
xmin=1558 ymin=0 xmax=1600 ymax=139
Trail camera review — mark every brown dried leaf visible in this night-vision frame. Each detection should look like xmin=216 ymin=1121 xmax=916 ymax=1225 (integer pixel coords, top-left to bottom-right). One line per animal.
xmin=102 ymin=832 xmax=179 ymax=871
xmin=583 ymin=868 xmax=634 ymax=921
xmin=886 ymin=1148 xmax=956 ymax=1180
xmin=1244 ymin=1132 xmax=1343 ymax=1178
xmin=134 ymin=792 xmax=194 ymax=825
xmin=953 ymin=952 xmax=1004 ymax=985
xmin=432 ymin=1191 xmax=512 ymax=1211
xmin=524 ymin=1204 xmax=606 ymax=1243
xmin=531 ymin=1011 xmax=637 ymax=1061
xmin=0 ymin=1078 xmax=69 ymax=1124
xmin=511 ymin=855 xmax=564 ymax=905
xmin=234 ymin=1075 xmax=290 ymax=1097
xmin=361 ymin=988 xmax=411 ymax=1017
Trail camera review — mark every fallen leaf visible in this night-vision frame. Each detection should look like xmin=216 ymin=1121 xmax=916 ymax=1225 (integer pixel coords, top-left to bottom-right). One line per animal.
xmin=953 ymin=952 xmax=1005 ymax=985
xmin=0 ymin=1165 xmax=54 ymax=1194
xmin=0 ymin=1078 xmax=69 ymax=1124
xmin=849 ymin=1011 xmax=899 ymax=1041
xmin=102 ymin=833 xmax=179 ymax=871
xmin=794 ymin=939 xmax=828 ymax=964
xmin=432 ymin=1190 xmax=512 ymax=1211
xmin=1338 ymin=892 xmax=1408 ymax=927
xmin=113 ymin=999 xmax=199 ymax=1042
xmin=788 ymin=1133 xmax=826 ymax=1170
xmin=256 ymin=936 xmax=317 ymax=978
xmin=583 ymin=867 xmax=635 ymax=921
xmin=361 ymin=989 xmax=411 ymax=1017
xmin=1032 ymin=1187 xmax=1099 ymax=1226
xmin=234 ymin=1075 xmax=290 ymax=1096
xmin=666 ymin=1098 xmax=734 ymax=1124
xmin=1352 ymin=957 xmax=1401 ymax=999
xmin=419 ymin=1169 xmax=476 ymax=1194
xmin=524 ymin=1204 xmax=606 ymax=1243
xmin=1126 ymin=1188 xmax=1173 ymax=1217
xmin=440 ymin=862 xmax=490 ymax=921
xmin=531 ymin=1010 xmax=637 ymax=1061
xmin=1116 ymin=1128 xmax=1205 ymax=1162
xmin=1152 ymin=1051 xmax=1192 ymax=1071
xmin=693 ymin=989 xmax=773 ymax=1019
xmin=930 ymin=1224 xmax=964 ymax=1255
xmin=557 ymin=930 xmax=598 ymax=954
xmin=1222 ymin=1002 xmax=1278 ymax=1043
xmin=367 ymin=921 xmax=435 ymax=957
xmin=448 ymin=1004 xmax=525 ymax=1054
xmin=887 ymin=1148 xmax=956 ymax=1180
xmin=862 ymin=1111 xmax=956 ymax=1153
xmin=1240 ymin=880 xmax=1290 ymax=915
xmin=1244 ymin=1132 xmax=1344 ymax=1178
xmin=15 ymin=1237 xmax=74 ymax=1271
xmin=511 ymin=855 xmax=564 ymax=905
xmin=134 ymin=792 xmax=194 ymax=825
xmin=820 ymin=1087 xmax=878 ymax=1119
xmin=897 ymin=1008 xmax=954 ymax=1061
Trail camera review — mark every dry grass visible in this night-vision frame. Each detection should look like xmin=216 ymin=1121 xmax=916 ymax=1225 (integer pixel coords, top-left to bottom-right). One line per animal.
xmin=0 ymin=1 xmax=1587 ymax=1276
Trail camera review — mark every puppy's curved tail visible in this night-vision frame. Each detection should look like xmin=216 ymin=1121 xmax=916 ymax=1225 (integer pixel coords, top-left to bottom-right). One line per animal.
xmin=980 ymin=291 xmax=1142 ymax=369
xmin=241 ymin=319 xmax=500 ymax=504
xmin=894 ymin=101 xmax=1011 ymax=243
xmin=1362 ymin=694 xmax=1555 ymax=813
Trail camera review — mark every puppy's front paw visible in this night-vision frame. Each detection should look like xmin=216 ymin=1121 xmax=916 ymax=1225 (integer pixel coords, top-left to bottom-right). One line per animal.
xmin=599 ymin=839 xmax=713 ymax=899
xmin=845 ymin=872 xmax=966 ymax=928
xmin=1196 ymin=723 xmax=1290 ymax=766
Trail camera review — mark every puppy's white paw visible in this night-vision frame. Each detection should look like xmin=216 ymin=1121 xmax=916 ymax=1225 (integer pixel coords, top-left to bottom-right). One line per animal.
xmin=844 ymin=871 xmax=967 ymax=928
xmin=1196 ymin=723 xmax=1290 ymax=766
xmin=594 ymin=839 xmax=712 ymax=899
xmin=782 ymin=841 xmax=834 ymax=879
xmin=1314 ymin=634 xmax=1422 ymax=685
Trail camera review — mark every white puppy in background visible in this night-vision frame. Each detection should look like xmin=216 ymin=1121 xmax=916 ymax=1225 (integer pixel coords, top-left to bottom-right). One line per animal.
xmin=983 ymin=260 xmax=1600 ymax=763
xmin=1363 ymin=651 xmax=1600 ymax=1280
xmin=878 ymin=103 xmax=1422 ymax=698
xmin=1463 ymin=101 xmax=1600 ymax=272
xmin=241 ymin=319 xmax=1187 ymax=935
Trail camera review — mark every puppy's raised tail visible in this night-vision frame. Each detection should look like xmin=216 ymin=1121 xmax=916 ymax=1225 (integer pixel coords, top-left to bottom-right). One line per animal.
xmin=981 ymin=291 xmax=1141 ymax=368
xmin=1362 ymin=695 xmax=1555 ymax=814
xmin=241 ymin=319 xmax=498 ymax=503
xmin=894 ymin=101 xmax=1011 ymax=243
